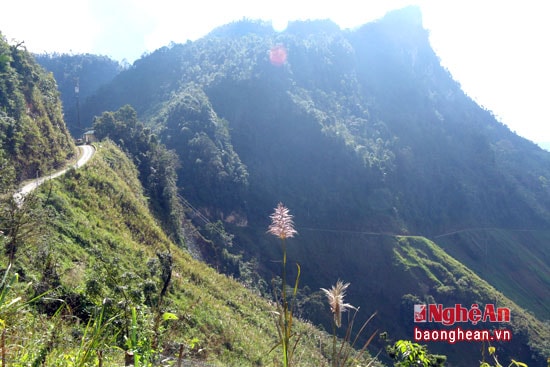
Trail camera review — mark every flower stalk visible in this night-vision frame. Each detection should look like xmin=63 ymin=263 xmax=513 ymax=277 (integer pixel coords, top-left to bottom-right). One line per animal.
xmin=321 ymin=280 xmax=354 ymax=328
xmin=267 ymin=202 xmax=299 ymax=367
xmin=321 ymin=280 xmax=378 ymax=367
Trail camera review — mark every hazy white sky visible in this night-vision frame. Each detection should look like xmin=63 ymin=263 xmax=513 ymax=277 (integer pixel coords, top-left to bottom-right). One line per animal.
xmin=1 ymin=0 xmax=548 ymax=143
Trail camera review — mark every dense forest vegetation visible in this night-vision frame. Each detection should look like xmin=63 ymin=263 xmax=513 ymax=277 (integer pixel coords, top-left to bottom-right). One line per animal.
xmin=0 ymin=33 xmax=74 ymax=184
xmin=72 ymin=9 xmax=550 ymax=235
xmin=1 ymin=5 xmax=548 ymax=366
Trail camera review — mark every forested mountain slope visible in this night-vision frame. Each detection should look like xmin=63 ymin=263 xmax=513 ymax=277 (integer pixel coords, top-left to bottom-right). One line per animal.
xmin=78 ymin=7 xmax=550 ymax=235
xmin=60 ymin=6 xmax=549 ymax=365
xmin=0 ymin=33 xmax=74 ymax=184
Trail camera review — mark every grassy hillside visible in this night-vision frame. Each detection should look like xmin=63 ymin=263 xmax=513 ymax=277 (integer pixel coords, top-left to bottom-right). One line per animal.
xmin=1 ymin=141 xmax=381 ymax=366
xmin=434 ymin=228 xmax=550 ymax=320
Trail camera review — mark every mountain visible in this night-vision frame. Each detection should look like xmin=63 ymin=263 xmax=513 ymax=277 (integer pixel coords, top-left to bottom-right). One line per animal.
xmin=0 ymin=33 xmax=75 ymax=185
xmin=0 ymin=35 xmax=374 ymax=366
xmin=75 ymin=7 xmax=550 ymax=235
xmin=38 ymin=6 xmax=550 ymax=365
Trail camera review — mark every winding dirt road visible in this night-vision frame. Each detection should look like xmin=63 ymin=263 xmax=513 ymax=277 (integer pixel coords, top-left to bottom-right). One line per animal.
xmin=14 ymin=144 xmax=95 ymax=203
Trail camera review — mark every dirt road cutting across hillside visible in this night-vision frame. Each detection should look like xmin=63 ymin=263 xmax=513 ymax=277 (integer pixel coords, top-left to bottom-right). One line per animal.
xmin=14 ymin=144 xmax=95 ymax=203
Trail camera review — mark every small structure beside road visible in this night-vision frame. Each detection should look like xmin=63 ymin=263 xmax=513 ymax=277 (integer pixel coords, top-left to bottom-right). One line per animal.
xmin=83 ymin=130 xmax=96 ymax=144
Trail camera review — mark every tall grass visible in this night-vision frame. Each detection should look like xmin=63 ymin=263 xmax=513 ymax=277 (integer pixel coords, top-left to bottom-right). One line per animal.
xmin=321 ymin=280 xmax=378 ymax=367
xmin=267 ymin=203 xmax=301 ymax=367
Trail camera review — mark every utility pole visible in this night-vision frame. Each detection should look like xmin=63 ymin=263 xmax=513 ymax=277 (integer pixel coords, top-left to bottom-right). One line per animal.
xmin=75 ymin=77 xmax=81 ymax=129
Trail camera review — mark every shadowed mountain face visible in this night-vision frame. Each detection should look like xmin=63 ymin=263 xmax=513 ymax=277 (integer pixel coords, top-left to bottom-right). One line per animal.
xmin=75 ymin=7 xmax=550 ymax=236
xmin=45 ymin=6 xmax=549 ymax=365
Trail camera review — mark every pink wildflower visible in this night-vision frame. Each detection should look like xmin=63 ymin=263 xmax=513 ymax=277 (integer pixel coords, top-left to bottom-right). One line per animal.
xmin=267 ymin=202 xmax=297 ymax=240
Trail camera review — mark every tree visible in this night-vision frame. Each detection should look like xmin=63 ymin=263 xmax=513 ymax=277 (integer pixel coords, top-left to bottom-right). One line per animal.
xmin=386 ymin=340 xmax=446 ymax=367
xmin=93 ymin=105 xmax=185 ymax=246
xmin=0 ymin=190 xmax=48 ymax=263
